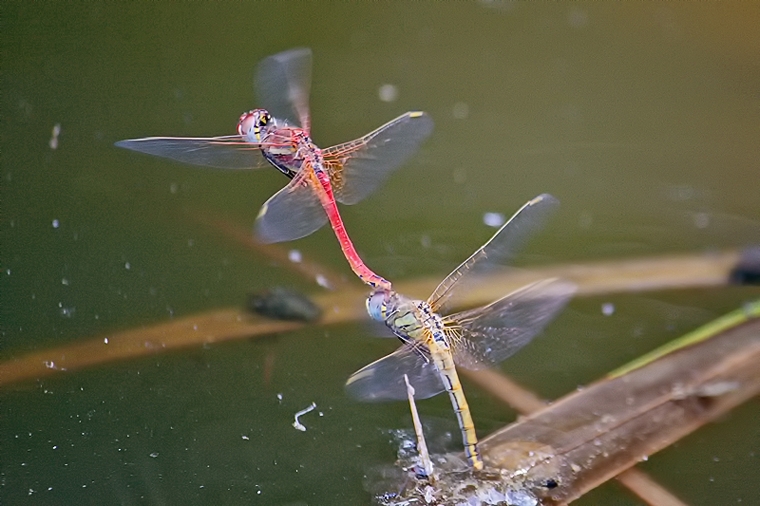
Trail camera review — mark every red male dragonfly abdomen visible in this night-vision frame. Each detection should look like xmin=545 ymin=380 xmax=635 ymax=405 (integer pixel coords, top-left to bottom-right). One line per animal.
xmin=116 ymin=48 xmax=433 ymax=289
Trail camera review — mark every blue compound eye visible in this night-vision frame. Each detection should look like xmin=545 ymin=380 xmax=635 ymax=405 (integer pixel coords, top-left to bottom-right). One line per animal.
xmin=366 ymin=291 xmax=388 ymax=321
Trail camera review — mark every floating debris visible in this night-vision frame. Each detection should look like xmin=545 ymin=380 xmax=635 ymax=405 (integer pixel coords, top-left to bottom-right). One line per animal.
xmin=247 ymin=286 xmax=322 ymax=322
xmin=292 ymin=402 xmax=317 ymax=432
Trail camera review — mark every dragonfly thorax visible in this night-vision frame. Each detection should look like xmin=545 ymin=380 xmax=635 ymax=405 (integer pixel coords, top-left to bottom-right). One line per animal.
xmin=367 ymin=290 xmax=447 ymax=347
xmin=237 ymin=109 xmax=275 ymax=142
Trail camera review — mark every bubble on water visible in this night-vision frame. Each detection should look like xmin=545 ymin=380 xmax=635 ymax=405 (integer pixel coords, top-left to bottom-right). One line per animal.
xmin=61 ymin=278 xmax=69 ymax=286
xmin=44 ymin=361 xmax=57 ymax=369
xmin=149 ymin=452 xmax=159 ymax=458
xmin=125 ymin=262 xmax=131 ymax=270
xmin=378 ymin=84 xmax=398 ymax=103
xmin=601 ymin=302 xmax=615 ymax=316
xmin=52 ymin=219 xmax=60 ymax=229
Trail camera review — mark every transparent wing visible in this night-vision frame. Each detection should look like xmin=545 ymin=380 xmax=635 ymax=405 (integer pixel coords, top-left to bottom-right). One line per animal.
xmin=255 ymin=48 xmax=312 ymax=133
xmin=444 ymin=278 xmax=576 ymax=370
xmin=345 ymin=344 xmax=445 ymax=402
xmin=323 ymin=112 xmax=434 ymax=205
xmin=254 ymin=170 xmax=327 ymax=243
xmin=428 ymin=194 xmax=560 ymax=315
xmin=115 ymin=136 xmax=271 ymax=169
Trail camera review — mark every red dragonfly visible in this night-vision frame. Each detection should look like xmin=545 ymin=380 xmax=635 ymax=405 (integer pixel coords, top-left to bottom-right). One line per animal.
xmin=116 ymin=48 xmax=433 ymax=289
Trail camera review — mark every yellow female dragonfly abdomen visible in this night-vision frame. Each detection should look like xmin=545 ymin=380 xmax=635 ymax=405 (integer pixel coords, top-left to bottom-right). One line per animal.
xmin=346 ymin=194 xmax=576 ymax=471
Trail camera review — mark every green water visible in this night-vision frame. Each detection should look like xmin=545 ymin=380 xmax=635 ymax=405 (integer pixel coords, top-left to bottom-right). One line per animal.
xmin=3 ymin=3 xmax=759 ymax=504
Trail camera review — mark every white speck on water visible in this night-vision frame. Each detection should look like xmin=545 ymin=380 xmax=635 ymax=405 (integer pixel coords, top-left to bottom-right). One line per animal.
xmin=568 ymin=7 xmax=589 ymax=29
xmin=694 ymin=212 xmax=709 ymax=229
xmin=60 ymin=306 xmax=75 ymax=317
xmin=6 ymin=269 xmax=10 ymax=275
xmin=452 ymin=167 xmax=467 ymax=184
xmin=288 ymin=249 xmax=302 ymax=263
xmin=52 ymin=219 xmax=60 ymax=229
xmin=170 ymin=183 xmax=178 ymax=194
xmin=420 ymin=235 xmax=431 ymax=248
xmin=149 ymin=452 xmax=159 ymax=458
xmin=241 ymin=435 xmax=250 ymax=441
xmin=28 ymin=489 xmax=35 ymax=496
xmin=44 ymin=361 xmax=56 ymax=369
xmin=601 ymin=302 xmax=615 ymax=316
xmin=378 ymin=84 xmax=398 ymax=102
xmin=452 ymin=101 xmax=469 ymax=119
xmin=579 ymin=210 xmax=593 ymax=229
xmin=49 ymin=123 xmax=61 ymax=150
xmin=61 ymin=278 xmax=69 ymax=285
xmin=276 ymin=393 xmax=283 ymax=401
xmin=124 ymin=262 xmax=131 ymax=270
xmin=315 ymin=274 xmax=331 ymax=289
xmin=483 ymin=212 xmax=506 ymax=228
xmin=103 ymin=337 xmax=109 ymax=344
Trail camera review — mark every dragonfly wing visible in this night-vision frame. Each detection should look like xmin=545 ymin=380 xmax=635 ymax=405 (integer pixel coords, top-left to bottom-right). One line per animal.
xmin=428 ymin=194 xmax=560 ymax=315
xmin=254 ymin=172 xmax=327 ymax=243
xmin=444 ymin=278 xmax=576 ymax=370
xmin=345 ymin=345 xmax=445 ymax=402
xmin=323 ymin=112 xmax=434 ymax=205
xmin=115 ymin=136 xmax=269 ymax=169
xmin=255 ymin=48 xmax=312 ymax=133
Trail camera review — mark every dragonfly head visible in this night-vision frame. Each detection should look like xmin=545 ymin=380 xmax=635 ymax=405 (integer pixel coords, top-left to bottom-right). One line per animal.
xmin=237 ymin=109 xmax=274 ymax=142
xmin=366 ymin=290 xmax=393 ymax=322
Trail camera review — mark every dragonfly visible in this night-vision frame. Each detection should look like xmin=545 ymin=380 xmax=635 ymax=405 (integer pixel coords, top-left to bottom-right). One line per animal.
xmin=115 ymin=48 xmax=433 ymax=289
xmin=345 ymin=194 xmax=576 ymax=471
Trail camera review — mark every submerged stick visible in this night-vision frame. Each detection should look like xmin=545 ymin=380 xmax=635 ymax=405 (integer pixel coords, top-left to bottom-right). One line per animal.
xmin=0 ymin=250 xmax=746 ymax=388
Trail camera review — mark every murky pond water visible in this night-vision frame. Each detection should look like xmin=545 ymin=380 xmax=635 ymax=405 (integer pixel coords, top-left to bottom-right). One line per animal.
xmin=3 ymin=3 xmax=759 ymax=504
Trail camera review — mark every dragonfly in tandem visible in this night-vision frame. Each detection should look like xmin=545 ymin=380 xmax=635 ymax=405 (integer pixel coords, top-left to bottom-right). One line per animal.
xmin=345 ymin=194 xmax=576 ymax=471
xmin=115 ymin=48 xmax=433 ymax=289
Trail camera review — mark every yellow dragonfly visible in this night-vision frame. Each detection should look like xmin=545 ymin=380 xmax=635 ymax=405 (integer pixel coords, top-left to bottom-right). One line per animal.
xmin=346 ymin=194 xmax=575 ymax=470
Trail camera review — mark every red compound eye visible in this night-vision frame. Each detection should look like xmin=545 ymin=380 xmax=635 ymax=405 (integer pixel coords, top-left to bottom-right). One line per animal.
xmin=237 ymin=111 xmax=256 ymax=136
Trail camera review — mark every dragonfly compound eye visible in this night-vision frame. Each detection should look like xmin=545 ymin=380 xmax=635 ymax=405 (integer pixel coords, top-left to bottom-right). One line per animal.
xmin=236 ymin=111 xmax=257 ymax=137
xmin=366 ymin=291 xmax=389 ymax=321
xmin=237 ymin=109 xmax=273 ymax=141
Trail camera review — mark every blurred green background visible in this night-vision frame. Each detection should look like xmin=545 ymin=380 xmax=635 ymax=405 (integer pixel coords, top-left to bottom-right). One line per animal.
xmin=2 ymin=2 xmax=759 ymax=504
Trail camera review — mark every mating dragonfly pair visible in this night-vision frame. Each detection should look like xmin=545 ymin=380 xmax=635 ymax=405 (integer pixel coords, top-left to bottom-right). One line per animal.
xmin=117 ymin=48 xmax=574 ymax=472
